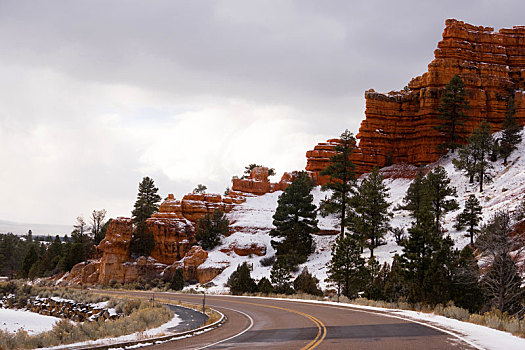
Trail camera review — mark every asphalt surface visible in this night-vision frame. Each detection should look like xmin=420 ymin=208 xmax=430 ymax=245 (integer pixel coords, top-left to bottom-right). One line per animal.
xmin=166 ymin=304 xmax=208 ymax=333
xmin=98 ymin=290 xmax=478 ymax=350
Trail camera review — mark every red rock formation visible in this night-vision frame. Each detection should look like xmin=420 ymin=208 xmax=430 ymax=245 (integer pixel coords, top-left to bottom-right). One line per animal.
xmin=232 ymin=242 xmax=267 ymax=256
xmin=168 ymin=245 xmax=228 ymax=284
xmin=97 ymin=217 xmax=134 ymax=284
xmin=307 ymin=19 xmax=525 ymax=181
xmin=231 ymin=166 xmax=299 ymax=195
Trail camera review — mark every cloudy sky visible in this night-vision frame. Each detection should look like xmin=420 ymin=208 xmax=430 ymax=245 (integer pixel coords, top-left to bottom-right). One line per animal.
xmin=0 ymin=0 xmax=523 ymax=233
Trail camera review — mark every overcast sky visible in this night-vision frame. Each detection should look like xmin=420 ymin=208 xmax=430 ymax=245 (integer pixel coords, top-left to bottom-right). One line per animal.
xmin=0 ymin=0 xmax=523 ymax=233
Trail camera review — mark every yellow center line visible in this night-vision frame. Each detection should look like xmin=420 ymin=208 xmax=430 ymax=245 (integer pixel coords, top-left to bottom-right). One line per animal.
xmin=95 ymin=290 xmax=327 ymax=349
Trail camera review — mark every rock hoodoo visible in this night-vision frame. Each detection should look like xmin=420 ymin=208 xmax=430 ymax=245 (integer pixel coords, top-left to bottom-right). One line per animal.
xmin=307 ymin=19 xmax=525 ymax=182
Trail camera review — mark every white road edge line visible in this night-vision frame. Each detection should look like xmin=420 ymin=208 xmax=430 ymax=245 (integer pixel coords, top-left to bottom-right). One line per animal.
xmin=192 ymin=306 xmax=254 ymax=350
xmin=197 ymin=294 xmax=485 ymax=350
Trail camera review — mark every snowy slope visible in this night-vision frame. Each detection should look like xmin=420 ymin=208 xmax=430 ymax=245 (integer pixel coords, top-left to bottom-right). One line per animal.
xmin=197 ymin=130 xmax=525 ymax=293
xmin=0 ymin=308 xmax=61 ymax=335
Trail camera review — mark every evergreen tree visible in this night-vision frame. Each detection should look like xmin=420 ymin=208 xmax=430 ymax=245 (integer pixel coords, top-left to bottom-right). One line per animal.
xmin=469 ymin=121 xmax=494 ymax=192
xmin=382 ymin=255 xmax=407 ymax=302
xmin=399 ymin=207 xmax=459 ymax=304
xmin=453 ymin=143 xmax=478 ymax=184
xmin=349 ymin=168 xmax=392 ymax=257
xmin=193 ymin=184 xmax=207 ymax=194
xmin=434 ymin=74 xmax=470 ymax=153
xmin=130 ymin=177 xmax=161 ymax=257
xmin=19 ymin=244 xmax=39 ymax=278
xmin=455 ymin=194 xmax=482 ymax=245
xmin=196 ymin=209 xmax=229 ymax=250
xmin=170 ymin=269 xmax=185 ymax=291
xmin=270 ymin=258 xmax=293 ymax=294
xmin=227 ymin=262 xmax=257 ymax=295
xmin=320 ymin=130 xmax=356 ymax=236
xmin=451 ymin=245 xmax=485 ymax=312
xmin=399 ymin=169 xmax=429 ymax=224
xmin=476 ymin=211 xmax=524 ymax=315
xmin=270 ymin=172 xmax=318 ymax=269
xmin=257 ymin=277 xmax=274 ymax=295
xmin=293 ymin=267 xmax=323 ymax=296
xmin=500 ymin=96 xmax=523 ymax=165
xmin=423 ymin=166 xmax=458 ymax=227
xmin=327 ymin=235 xmax=367 ymax=298
xmin=365 ymin=261 xmax=389 ymax=301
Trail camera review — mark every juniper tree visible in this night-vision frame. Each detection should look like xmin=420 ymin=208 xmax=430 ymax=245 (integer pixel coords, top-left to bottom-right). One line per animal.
xmin=434 ymin=74 xmax=470 ymax=153
xmin=197 ymin=209 xmax=229 ymax=250
xmin=170 ymin=269 xmax=184 ymax=291
xmin=130 ymin=177 xmax=161 ymax=257
xmin=193 ymin=184 xmax=207 ymax=194
xmin=320 ymin=130 xmax=356 ymax=237
xmin=423 ymin=166 xmax=458 ymax=228
xmin=500 ymin=96 xmax=523 ymax=165
xmin=227 ymin=262 xmax=257 ymax=295
xmin=257 ymin=277 xmax=274 ymax=295
xmin=455 ymin=194 xmax=482 ymax=245
xmin=348 ymin=168 xmax=392 ymax=258
xmin=293 ymin=267 xmax=323 ymax=296
xmin=327 ymin=234 xmax=368 ymax=298
xmin=270 ymin=172 xmax=318 ymax=269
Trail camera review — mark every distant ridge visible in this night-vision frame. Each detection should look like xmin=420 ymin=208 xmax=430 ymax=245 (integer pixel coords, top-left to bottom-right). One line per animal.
xmin=0 ymin=220 xmax=70 ymax=236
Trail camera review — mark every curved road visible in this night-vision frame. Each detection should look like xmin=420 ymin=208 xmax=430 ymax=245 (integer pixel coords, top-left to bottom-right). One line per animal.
xmin=99 ymin=291 xmax=478 ymax=350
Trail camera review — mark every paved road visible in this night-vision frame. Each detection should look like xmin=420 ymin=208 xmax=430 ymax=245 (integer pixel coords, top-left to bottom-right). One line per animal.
xmin=99 ymin=291 xmax=478 ymax=350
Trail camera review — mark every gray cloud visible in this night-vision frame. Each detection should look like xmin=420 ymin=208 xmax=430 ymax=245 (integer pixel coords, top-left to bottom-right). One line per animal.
xmin=0 ymin=0 xmax=523 ymax=231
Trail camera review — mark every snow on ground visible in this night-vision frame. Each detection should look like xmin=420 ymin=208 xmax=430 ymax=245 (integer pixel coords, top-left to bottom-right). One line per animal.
xmin=193 ymin=130 xmax=525 ymax=293
xmin=0 ymin=308 xmax=61 ymax=335
xmin=42 ymin=312 xmax=182 ymax=349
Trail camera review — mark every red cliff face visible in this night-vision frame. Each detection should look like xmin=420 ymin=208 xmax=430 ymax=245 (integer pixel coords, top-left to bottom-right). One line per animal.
xmin=307 ymin=19 xmax=525 ymax=182
xmin=231 ymin=166 xmax=298 ymax=195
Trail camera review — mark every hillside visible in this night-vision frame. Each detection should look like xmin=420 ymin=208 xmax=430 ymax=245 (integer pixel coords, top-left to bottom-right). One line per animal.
xmin=197 ymin=130 xmax=525 ymax=293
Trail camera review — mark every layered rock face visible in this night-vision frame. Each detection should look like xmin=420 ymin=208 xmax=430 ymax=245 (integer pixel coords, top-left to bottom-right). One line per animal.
xmin=97 ymin=217 xmax=133 ymax=284
xmin=307 ymin=19 xmax=525 ymax=181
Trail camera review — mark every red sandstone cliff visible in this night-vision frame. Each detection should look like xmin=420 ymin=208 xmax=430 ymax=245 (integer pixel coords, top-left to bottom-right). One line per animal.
xmin=307 ymin=19 xmax=525 ymax=183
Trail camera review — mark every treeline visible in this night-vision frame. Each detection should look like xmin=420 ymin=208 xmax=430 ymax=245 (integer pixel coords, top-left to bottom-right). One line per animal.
xmin=0 ymin=210 xmax=109 ymax=279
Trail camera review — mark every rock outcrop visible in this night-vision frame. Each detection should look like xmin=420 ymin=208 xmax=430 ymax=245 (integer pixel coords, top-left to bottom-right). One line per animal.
xmin=307 ymin=19 xmax=525 ymax=181
xmin=97 ymin=217 xmax=133 ymax=284
xmin=231 ymin=166 xmax=298 ymax=195
xmin=167 ymin=245 xmax=228 ymax=284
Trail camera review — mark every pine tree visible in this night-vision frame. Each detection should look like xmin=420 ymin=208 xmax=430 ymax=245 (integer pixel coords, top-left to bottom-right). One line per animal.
xmin=227 ymin=262 xmax=257 ymax=295
xmin=270 ymin=258 xmax=293 ymax=294
xmin=320 ymin=130 xmax=356 ymax=237
xmin=196 ymin=209 xmax=229 ymax=250
xmin=500 ymin=96 xmax=523 ymax=165
xmin=455 ymin=194 xmax=482 ymax=245
xmin=453 ymin=143 xmax=478 ymax=183
xmin=270 ymin=172 xmax=318 ymax=269
xmin=399 ymin=169 xmax=430 ymax=224
xmin=293 ymin=267 xmax=323 ymax=296
xmin=423 ymin=166 xmax=458 ymax=227
xmin=469 ymin=121 xmax=494 ymax=192
xmin=170 ymin=269 xmax=185 ymax=291
xmin=434 ymin=74 xmax=470 ymax=153
xmin=193 ymin=184 xmax=207 ymax=194
xmin=383 ymin=255 xmax=407 ymax=302
xmin=348 ymin=168 xmax=392 ymax=257
xmin=130 ymin=177 xmax=161 ymax=257
xmin=327 ymin=234 xmax=367 ymax=298
xmin=400 ymin=209 xmax=437 ymax=302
